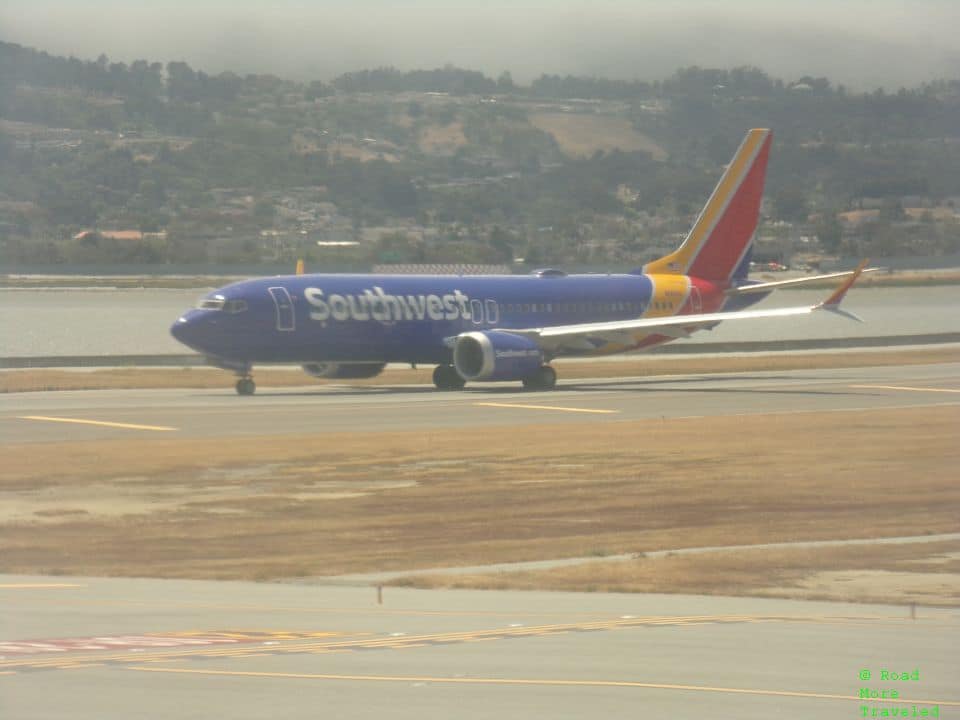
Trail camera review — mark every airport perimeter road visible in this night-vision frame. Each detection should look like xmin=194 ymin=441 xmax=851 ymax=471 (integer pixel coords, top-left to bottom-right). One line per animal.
xmin=1 ymin=575 xmax=957 ymax=720
xmin=2 ymin=362 xmax=959 ymax=442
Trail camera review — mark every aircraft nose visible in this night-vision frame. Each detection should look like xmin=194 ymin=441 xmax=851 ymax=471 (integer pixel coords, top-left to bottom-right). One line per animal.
xmin=171 ymin=312 xmax=205 ymax=351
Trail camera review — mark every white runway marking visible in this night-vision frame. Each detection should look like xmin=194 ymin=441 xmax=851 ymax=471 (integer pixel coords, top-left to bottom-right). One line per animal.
xmin=474 ymin=402 xmax=619 ymax=414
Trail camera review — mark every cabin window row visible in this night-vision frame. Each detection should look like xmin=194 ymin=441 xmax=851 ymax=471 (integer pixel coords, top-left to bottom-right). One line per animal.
xmin=500 ymin=301 xmax=655 ymax=314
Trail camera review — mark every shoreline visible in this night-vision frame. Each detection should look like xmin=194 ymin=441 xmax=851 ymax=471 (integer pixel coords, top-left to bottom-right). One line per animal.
xmin=3 ymin=268 xmax=960 ymax=290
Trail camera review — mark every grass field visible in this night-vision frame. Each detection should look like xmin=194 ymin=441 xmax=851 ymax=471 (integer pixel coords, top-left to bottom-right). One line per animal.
xmin=2 ymin=402 xmax=958 ymax=606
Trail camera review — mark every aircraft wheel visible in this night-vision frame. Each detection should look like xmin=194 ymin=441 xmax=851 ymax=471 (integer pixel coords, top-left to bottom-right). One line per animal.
xmin=236 ymin=377 xmax=256 ymax=395
xmin=433 ymin=365 xmax=466 ymax=390
xmin=523 ymin=365 xmax=557 ymax=391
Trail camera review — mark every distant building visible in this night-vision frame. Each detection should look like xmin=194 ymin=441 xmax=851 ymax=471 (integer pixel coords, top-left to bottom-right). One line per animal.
xmin=74 ymin=230 xmax=143 ymax=242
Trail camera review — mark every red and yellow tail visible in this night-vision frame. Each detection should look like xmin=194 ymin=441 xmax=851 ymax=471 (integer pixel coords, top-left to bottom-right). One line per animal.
xmin=644 ymin=128 xmax=772 ymax=284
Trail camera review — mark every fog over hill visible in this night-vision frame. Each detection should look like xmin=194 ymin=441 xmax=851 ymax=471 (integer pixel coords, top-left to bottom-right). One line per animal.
xmin=2 ymin=0 xmax=958 ymax=90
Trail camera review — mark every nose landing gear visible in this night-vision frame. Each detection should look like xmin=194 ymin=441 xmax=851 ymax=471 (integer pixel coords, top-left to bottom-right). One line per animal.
xmin=202 ymin=356 xmax=256 ymax=396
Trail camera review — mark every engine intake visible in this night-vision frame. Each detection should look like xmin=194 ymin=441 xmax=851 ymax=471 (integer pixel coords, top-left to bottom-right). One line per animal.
xmin=453 ymin=331 xmax=544 ymax=382
xmin=301 ymin=362 xmax=386 ymax=379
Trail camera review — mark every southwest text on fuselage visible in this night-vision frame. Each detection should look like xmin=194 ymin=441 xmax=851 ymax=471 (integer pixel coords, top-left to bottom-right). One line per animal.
xmin=304 ymin=287 xmax=472 ymax=323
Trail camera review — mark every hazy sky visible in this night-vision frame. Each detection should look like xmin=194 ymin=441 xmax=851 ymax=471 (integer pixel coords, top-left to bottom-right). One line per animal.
xmin=2 ymin=1 xmax=958 ymax=89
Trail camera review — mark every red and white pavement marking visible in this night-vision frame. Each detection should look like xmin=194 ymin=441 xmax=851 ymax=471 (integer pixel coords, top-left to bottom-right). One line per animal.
xmin=0 ymin=631 xmax=329 ymax=655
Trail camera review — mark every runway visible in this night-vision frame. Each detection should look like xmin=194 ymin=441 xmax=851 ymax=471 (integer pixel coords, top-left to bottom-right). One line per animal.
xmin=2 ymin=575 xmax=958 ymax=720
xmin=3 ymin=362 xmax=959 ymax=443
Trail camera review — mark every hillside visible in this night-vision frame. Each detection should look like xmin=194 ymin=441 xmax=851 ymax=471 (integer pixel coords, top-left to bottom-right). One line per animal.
xmin=1 ymin=41 xmax=959 ymax=269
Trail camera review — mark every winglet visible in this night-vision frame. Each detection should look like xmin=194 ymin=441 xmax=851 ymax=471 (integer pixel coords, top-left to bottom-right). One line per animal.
xmin=295 ymin=258 xmax=305 ymax=275
xmin=815 ymin=259 xmax=869 ymax=321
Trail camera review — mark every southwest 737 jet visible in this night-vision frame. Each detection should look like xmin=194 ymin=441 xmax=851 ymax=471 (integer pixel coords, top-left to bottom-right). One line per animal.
xmin=171 ymin=129 xmax=869 ymax=395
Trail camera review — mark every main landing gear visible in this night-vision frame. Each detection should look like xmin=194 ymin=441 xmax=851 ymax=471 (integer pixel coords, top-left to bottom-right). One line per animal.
xmin=431 ymin=364 xmax=558 ymax=391
xmin=432 ymin=364 xmax=466 ymax=390
xmin=522 ymin=365 xmax=557 ymax=391
xmin=235 ymin=376 xmax=256 ymax=395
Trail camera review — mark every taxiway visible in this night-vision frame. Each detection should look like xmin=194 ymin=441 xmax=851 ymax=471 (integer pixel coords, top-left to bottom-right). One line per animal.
xmin=2 ymin=575 xmax=958 ymax=720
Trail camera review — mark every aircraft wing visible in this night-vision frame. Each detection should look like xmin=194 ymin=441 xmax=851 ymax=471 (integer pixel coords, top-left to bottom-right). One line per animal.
xmin=503 ymin=261 xmax=869 ymax=352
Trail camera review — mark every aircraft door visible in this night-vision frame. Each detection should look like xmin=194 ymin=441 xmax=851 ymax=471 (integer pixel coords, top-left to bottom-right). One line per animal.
xmin=689 ymin=285 xmax=703 ymax=313
xmin=470 ymin=299 xmax=484 ymax=325
xmin=268 ymin=286 xmax=296 ymax=331
xmin=485 ymin=299 xmax=499 ymax=325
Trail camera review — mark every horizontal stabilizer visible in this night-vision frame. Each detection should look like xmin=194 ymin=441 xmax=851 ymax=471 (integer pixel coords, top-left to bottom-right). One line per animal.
xmin=728 ymin=266 xmax=879 ymax=295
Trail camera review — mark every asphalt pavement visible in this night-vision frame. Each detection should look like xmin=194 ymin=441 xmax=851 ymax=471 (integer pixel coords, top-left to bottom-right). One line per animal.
xmin=2 ymin=575 xmax=958 ymax=720
xmin=2 ymin=362 xmax=959 ymax=442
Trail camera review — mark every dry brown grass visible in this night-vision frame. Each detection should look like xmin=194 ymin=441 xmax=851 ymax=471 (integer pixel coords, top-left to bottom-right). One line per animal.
xmin=2 ymin=347 xmax=956 ymax=393
xmin=328 ymin=141 xmax=399 ymax=163
xmin=418 ymin=122 xmax=468 ymax=155
xmin=392 ymin=541 xmax=960 ymax=607
xmin=529 ymin=113 xmax=668 ymax=159
xmin=1 ymin=406 xmax=957 ymax=589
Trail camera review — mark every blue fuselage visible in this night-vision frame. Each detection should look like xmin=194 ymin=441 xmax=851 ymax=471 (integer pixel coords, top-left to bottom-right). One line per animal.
xmin=175 ymin=273 xmax=645 ymax=365
xmin=171 ymin=272 xmax=766 ymax=366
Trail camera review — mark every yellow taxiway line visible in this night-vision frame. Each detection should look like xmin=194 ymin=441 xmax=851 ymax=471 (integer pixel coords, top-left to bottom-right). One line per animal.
xmin=475 ymin=402 xmax=618 ymax=414
xmin=125 ymin=667 xmax=960 ymax=706
xmin=18 ymin=416 xmax=177 ymax=432
xmin=0 ymin=583 xmax=84 ymax=589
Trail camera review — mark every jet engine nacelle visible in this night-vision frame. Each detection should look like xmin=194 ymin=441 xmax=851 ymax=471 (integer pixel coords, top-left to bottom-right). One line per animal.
xmin=301 ymin=362 xmax=386 ymax=379
xmin=453 ymin=331 xmax=544 ymax=382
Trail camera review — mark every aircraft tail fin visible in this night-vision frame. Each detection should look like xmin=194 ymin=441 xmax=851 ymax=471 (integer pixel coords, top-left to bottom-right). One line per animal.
xmin=644 ymin=128 xmax=772 ymax=284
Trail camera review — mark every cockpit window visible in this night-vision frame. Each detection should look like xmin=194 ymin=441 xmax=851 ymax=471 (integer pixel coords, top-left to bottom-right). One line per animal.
xmin=198 ymin=296 xmax=226 ymax=310
xmin=197 ymin=295 xmax=247 ymax=313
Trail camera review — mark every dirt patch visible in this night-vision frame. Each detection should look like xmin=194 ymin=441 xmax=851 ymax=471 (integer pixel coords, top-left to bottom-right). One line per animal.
xmin=529 ymin=113 xmax=667 ymax=159
xmin=1 ymin=406 xmax=957 ymax=589
xmin=391 ymin=540 xmax=960 ymax=607
xmin=786 ymin=569 xmax=958 ymax=606
xmin=0 ymin=469 xmax=418 ymax=524
xmin=2 ymin=347 xmax=956 ymax=393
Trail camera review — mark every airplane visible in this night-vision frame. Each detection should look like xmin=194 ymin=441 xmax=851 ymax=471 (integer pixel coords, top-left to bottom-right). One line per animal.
xmin=171 ymin=128 xmax=871 ymax=395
